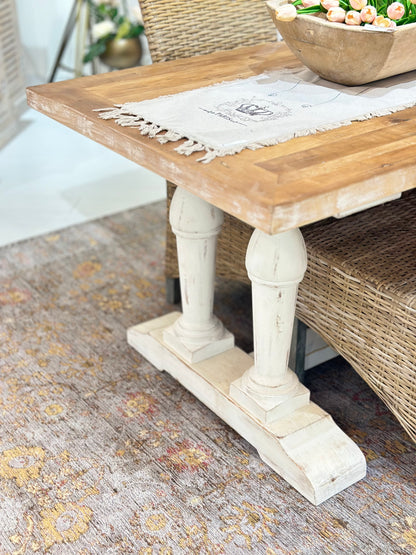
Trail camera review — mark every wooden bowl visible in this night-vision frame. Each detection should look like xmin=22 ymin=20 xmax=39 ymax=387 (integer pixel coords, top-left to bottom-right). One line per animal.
xmin=266 ymin=0 xmax=416 ymax=85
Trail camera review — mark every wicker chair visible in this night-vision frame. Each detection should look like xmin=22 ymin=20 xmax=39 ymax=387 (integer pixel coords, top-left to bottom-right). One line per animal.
xmin=139 ymin=0 xmax=416 ymax=443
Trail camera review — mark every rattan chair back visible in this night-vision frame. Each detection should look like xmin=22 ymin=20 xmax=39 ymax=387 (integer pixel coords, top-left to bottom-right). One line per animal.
xmin=139 ymin=0 xmax=277 ymax=63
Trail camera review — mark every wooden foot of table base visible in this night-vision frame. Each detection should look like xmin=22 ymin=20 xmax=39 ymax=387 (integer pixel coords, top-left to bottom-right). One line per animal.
xmin=128 ymin=313 xmax=366 ymax=506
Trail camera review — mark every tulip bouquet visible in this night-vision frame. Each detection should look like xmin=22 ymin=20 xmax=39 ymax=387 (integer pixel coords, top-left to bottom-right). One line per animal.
xmin=275 ymin=0 xmax=416 ymax=27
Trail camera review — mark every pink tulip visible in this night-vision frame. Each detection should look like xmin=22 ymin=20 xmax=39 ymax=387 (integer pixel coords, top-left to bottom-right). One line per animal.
xmin=350 ymin=0 xmax=367 ymax=10
xmin=321 ymin=0 xmax=339 ymax=9
xmin=345 ymin=9 xmax=362 ymax=24
xmin=274 ymin=4 xmax=297 ymax=21
xmin=360 ymin=5 xmax=377 ymax=22
xmin=386 ymin=1 xmax=405 ymax=19
xmin=410 ymin=0 xmax=416 ymax=5
xmin=387 ymin=18 xmax=397 ymax=27
xmin=302 ymin=0 xmax=321 ymax=7
xmin=372 ymin=15 xmax=391 ymax=26
xmin=327 ymin=6 xmax=346 ymax=21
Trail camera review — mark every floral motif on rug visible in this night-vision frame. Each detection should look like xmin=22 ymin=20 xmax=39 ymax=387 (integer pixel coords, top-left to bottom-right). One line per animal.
xmin=0 ymin=202 xmax=414 ymax=554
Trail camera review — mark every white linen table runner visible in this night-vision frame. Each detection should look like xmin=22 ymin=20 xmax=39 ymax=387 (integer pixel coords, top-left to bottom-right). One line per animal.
xmin=98 ymin=67 xmax=416 ymax=162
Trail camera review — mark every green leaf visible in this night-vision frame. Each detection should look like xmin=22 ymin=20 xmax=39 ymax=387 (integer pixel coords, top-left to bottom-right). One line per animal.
xmin=115 ymin=19 xmax=131 ymax=40
xmin=296 ymin=5 xmax=322 ymax=14
xmin=127 ymin=24 xmax=144 ymax=38
xmin=83 ymin=40 xmax=107 ymax=63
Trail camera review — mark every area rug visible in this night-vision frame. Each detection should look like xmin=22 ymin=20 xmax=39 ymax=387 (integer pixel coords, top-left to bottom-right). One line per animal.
xmin=0 ymin=201 xmax=414 ymax=554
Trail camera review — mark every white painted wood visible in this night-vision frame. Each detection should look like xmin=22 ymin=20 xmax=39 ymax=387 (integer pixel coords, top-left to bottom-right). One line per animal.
xmin=334 ymin=192 xmax=402 ymax=218
xmin=230 ymin=228 xmax=310 ymax=423
xmin=163 ymin=187 xmax=234 ymax=363
xmin=128 ymin=314 xmax=366 ymax=505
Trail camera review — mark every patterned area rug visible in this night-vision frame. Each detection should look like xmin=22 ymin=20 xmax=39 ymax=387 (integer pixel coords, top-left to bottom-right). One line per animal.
xmin=0 ymin=201 xmax=414 ymax=554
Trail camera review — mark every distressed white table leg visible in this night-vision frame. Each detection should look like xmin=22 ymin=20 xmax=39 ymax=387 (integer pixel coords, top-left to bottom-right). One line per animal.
xmin=230 ymin=228 xmax=310 ymax=422
xmin=163 ymin=187 xmax=234 ymax=363
xmin=127 ymin=211 xmax=366 ymax=505
xmin=229 ymin=226 xmax=366 ymax=502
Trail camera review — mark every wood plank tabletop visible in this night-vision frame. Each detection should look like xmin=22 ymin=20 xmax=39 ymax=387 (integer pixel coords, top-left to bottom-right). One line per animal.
xmin=27 ymin=42 xmax=416 ymax=234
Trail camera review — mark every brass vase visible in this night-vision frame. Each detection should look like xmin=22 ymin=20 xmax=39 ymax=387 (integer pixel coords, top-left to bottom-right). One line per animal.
xmin=100 ymin=37 xmax=142 ymax=69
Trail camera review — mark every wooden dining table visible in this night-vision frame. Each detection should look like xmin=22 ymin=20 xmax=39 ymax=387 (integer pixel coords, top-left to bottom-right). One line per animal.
xmin=26 ymin=41 xmax=416 ymax=505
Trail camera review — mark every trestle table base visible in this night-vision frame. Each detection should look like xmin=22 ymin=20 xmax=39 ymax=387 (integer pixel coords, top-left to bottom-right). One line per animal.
xmin=128 ymin=313 xmax=366 ymax=505
xmin=128 ymin=187 xmax=366 ymax=505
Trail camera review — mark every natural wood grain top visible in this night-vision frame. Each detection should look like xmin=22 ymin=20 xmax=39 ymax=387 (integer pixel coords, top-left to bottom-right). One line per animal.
xmin=27 ymin=42 xmax=416 ymax=234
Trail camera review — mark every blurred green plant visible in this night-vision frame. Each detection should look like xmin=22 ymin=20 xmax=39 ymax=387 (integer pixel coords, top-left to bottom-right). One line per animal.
xmin=83 ymin=0 xmax=144 ymax=63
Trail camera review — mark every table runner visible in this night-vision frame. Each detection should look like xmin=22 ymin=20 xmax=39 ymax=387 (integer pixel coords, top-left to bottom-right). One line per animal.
xmin=98 ymin=67 xmax=416 ymax=162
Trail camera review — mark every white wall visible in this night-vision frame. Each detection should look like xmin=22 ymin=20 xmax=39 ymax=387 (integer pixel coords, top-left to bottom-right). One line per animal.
xmin=16 ymin=0 xmax=145 ymax=86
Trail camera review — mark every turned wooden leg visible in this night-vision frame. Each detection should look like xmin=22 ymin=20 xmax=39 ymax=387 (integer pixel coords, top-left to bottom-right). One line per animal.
xmin=230 ymin=228 xmax=310 ymax=422
xmin=163 ymin=187 xmax=234 ymax=363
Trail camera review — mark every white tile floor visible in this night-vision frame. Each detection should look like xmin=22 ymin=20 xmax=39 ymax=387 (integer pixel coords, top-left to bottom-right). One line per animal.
xmin=0 ymin=108 xmax=165 ymax=248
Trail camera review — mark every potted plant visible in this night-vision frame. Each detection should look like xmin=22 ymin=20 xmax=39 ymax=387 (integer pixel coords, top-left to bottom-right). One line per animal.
xmin=84 ymin=0 xmax=144 ymax=69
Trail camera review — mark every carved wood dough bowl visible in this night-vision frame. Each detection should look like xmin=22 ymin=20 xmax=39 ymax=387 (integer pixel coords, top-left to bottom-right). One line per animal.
xmin=266 ymin=0 xmax=416 ymax=85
